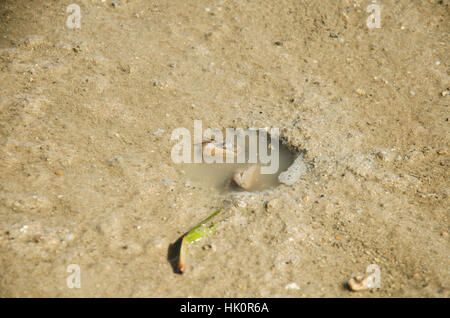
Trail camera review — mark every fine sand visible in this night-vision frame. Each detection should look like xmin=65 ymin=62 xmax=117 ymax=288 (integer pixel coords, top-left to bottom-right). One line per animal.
xmin=0 ymin=0 xmax=448 ymax=297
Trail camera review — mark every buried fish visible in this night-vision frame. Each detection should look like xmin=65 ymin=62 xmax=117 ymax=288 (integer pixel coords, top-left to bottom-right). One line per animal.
xmin=200 ymin=139 xmax=241 ymax=160
xmin=232 ymin=164 xmax=260 ymax=190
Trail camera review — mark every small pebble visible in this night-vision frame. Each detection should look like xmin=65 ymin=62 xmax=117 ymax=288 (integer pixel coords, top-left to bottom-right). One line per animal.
xmin=153 ymin=129 xmax=165 ymax=135
xmin=64 ymin=233 xmax=75 ymax=241
xmin=285 ymin=282 xmax=300 ymax=290
xmin=233 ymin=199 xmax=247 ymax=209
xmin=264 ymin=199 xmax=276 ymax=210
xmin=55 ymin=171 xmax=64 ymax=176
xmin=20 ymin=225 xmax=29 ymax=233
xmin=202 ymin=244 xmax=212 ymax=251
xmin=376 ymin=151 xmax=386 ymax=161
xmin=355 ymin=88 xmax=366 ymax=96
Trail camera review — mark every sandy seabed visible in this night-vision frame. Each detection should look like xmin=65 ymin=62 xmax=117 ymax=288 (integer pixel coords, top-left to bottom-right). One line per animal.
xmin=0 ymin=0 xmax=448 ymax=297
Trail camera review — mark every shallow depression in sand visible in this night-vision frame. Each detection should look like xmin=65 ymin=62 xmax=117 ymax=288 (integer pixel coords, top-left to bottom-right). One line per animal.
xmin=180 ymin=132 xmax=297 ymax=192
